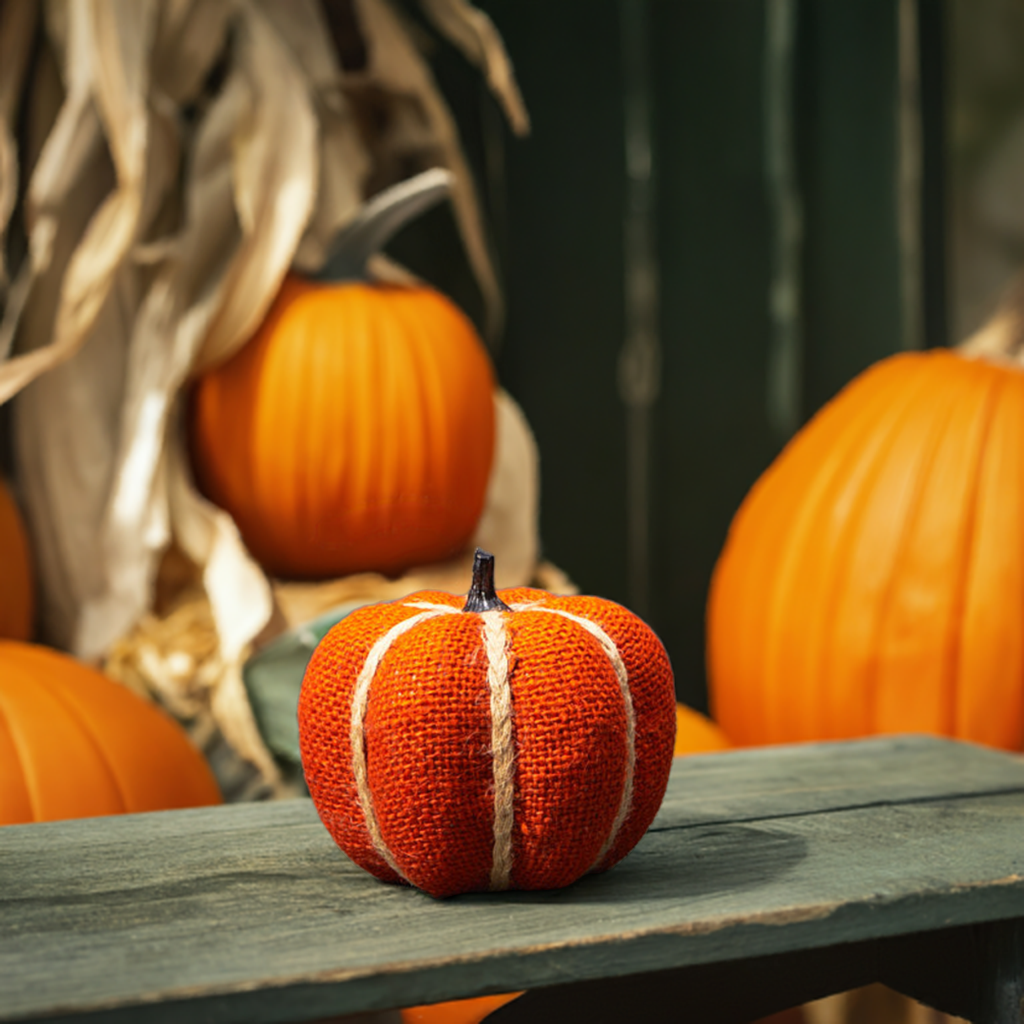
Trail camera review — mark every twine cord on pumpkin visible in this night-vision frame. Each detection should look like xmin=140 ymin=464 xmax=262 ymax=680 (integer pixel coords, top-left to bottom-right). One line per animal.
xmin=522 ymin=604 xmax=636 ymax=873
xmin=404 ymin=601 xmax=462 ymax=614
xmin=481 ymin=608 xmax=515 ymax=891
xmin=349 ymin=596 xmax=634 ymax=891
xmin=350 ymin=608 xmax=449 ymax=880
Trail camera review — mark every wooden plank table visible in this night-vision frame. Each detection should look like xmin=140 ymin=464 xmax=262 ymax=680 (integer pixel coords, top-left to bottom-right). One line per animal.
xmin=3 ymin=735 xmax=1024 ymax=1023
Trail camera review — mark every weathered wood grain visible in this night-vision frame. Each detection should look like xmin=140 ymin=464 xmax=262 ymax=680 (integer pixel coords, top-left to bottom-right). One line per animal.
xmin=654 ymin=732 xmax=1024 ymax=825
xmin=2 ymin=735 xmax=1024 ymax=1023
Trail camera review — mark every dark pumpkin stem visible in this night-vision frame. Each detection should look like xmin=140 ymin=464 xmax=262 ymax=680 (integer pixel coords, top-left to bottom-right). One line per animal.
xmin=463 ymin=549 xmax=510 ymax=613
xmin=315 ymin=168 xmax=454 ymax=283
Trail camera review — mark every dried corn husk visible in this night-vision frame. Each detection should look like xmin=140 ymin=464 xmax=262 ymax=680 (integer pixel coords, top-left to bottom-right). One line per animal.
xmin=0 ymin=0 xmax=35 ymax=295
xmin=0 ymin=0 xmax=530 ymax=792
xmin=104 ymin=384 xmax=556 ymax=794
xmin=347 ymin=0 xmax=514 ymax=341
xmin=418 ymin=0 xmax=530 ymax=136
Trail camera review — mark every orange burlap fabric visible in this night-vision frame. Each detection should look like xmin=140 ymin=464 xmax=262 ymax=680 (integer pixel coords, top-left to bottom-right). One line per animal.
xmin=298 ymin=586 xmax=677 ymax=898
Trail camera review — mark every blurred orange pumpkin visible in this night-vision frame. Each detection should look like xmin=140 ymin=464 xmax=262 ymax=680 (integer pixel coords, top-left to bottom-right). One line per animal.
xmin=0 ymin=641 xmax=221 ymax=824
xmin=399 ymin=994 xmax=805 ymax=1023
xmin=0 ymin=479 xmax=33 ymax=641
xmin=191 ymin=276 xmax=495 ymax=581
xmin=708 ymin=345 xmax=1024 ymax=750
xmin=189 ymin=171 xmax=496 ymax=582
xmin=674 ymin=702 xmax=731 ymax=755
xmin=400 ymin=993 xmax=523 ymax=1024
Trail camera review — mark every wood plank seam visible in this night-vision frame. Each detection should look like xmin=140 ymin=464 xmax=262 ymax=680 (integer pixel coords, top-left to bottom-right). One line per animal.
xmin=647 ymin=783 xmax=1024 ymax=832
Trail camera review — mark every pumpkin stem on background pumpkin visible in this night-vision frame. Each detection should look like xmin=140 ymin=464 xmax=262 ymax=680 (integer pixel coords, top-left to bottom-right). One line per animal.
xmin=958 ymin=270 xmax=1024 ymax=365
xmin=463 ymin=549 xmax=510 ymax=613
xmin=315 ymin=168 xmax=454 ymax=283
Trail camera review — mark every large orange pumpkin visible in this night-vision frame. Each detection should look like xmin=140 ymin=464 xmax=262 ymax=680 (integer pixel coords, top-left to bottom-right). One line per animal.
xmin=189 ymin=170 xmax=496 ymax=581
xmin=0 ymin=641 xmax=221 ymax=824
xmin=299 ymin=549 xmax=677 ymax=898
xmin=0 ymin=479 xmax=33 ymax=641
xmin=708 ymin=340 xmax=1024 ymax=750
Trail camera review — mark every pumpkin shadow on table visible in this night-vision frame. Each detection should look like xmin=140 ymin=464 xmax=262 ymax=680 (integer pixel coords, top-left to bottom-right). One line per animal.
xmin=459 ymin=824 xmax=809 ymax=1024
xmin=455 ymin=821 xmax=808 ymax=906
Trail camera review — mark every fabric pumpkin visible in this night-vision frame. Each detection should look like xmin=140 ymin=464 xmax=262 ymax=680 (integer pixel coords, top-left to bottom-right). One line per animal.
xmin=708 ymin=345 xmax=1024 ymax=749
xmin=0 ymin=641 xmax=221 ymax=824
xmin=299 ymin=549 xmax=677 ymax=898
xmin=397 ymin=704 xmax=724 ymax=1020
xmin=189 ymin=170 xmax=496 ymax=581
xmin=0 ymin=480 xmax=33 ymax=642
xmin=397 ymin=701 xmax=718 ymax=1021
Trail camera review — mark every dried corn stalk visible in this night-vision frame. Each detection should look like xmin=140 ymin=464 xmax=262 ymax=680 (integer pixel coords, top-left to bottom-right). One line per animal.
xmin=0 ymin=0 xmax=530 ymax=792
xmin=0 ymin=0 xmax=35 ymax=297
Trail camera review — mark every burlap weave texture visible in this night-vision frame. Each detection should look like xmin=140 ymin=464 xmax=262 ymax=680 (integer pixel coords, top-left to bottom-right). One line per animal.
xmin=298 ymin=586 xmax=676 ymax=898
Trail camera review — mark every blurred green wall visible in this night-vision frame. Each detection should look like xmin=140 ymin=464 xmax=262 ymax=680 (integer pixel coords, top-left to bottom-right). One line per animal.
xmin=395 ymin=0 xmax=946 ymax=712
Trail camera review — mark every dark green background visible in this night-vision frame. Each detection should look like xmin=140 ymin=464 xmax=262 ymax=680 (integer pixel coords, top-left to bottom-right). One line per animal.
xmin=390 ymin=0 xmax=947 ymax=711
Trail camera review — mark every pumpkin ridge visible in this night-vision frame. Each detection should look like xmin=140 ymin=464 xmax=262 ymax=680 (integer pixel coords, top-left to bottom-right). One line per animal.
xmin=709 ymin=357 xmax=916 ymax=741
xmin=321 ymin=290 xmax=353 ymax=542
xmin=0 ymin=664 xmax=37 ymax=822
xmin=279 ymin=300 xmax=310 ymax=546
xmin=801 ymin=353 xmax=966 ymax=740
xmin=346 ymin=289 xmax=377 ymax=544
xmin=502 ymin=612 xmax=627 ymax=889
xmin=374 ymin=299 xmax=406 ymax=531
xmin=431 ymin=299 xmax=474 ymax=512
xmin=297 ymin=293 xmax=333 ymax=545
xmin=809 ymin=357 xmax=958 ymax=739
xmin=861 ymin=367 xmax=961 ymax=736
xmin=866 ymin=358 xmax=993 ymax=736
xmin=350 ymin=608 xmax=451 ymax=880
xmin=413 ymin=290 xmax=495 ymax=536
xmin=363 ymin=609 xmax=496 ymax=895
xmin=389 ymin=293 xmax=434 ymax=530
xmin=289 ymin=285 xmax=345 ymax=555
xmin=247 ymin=318 xmax=290 ymax=557
xmin=530 ymin=593 xmax=675 ymax=875
xmin=755 ymin=356 xmax=937 ymax=743
xmin=20 ymin=657 xmax=131 ymax=815
xmin=393 ymin=292 xmax=449 ymax=518
xmin=190 ymin=286 xmax=495 ymax=577
xmin=943 ymin=366 xmax=1009 ymax=738
xmin=523 ymin=605 xmax=635 ymax=873
xmin=401 ymin=292 xmax=450 ymax=524
xmin=953 ymin=372 xmax=1024 ymax=746
xmin=226 ymin=328 xmax=272 ymax=565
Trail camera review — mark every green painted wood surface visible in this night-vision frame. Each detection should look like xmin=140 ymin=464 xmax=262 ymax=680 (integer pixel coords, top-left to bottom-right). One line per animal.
xmin=2 ymin=736 xmax=1024 ymax=1023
